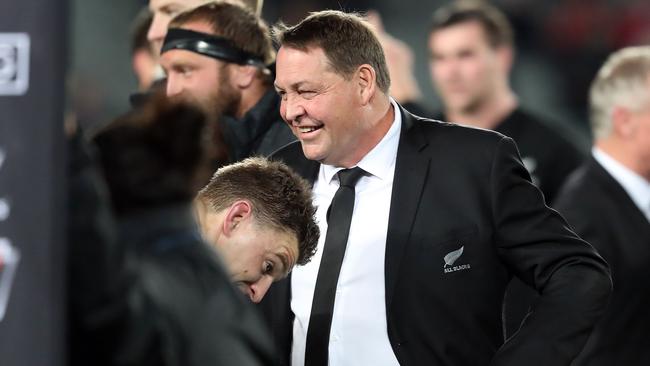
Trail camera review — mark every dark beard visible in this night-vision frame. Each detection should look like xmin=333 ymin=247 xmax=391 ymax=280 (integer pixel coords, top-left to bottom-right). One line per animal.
xmin=211 ymin=65 xmax=241 ymax=120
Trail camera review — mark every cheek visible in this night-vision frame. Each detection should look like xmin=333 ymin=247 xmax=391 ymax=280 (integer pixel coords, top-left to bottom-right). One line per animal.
xmin=279 ymin=101 xmax=287 ymax=120
xmin=462 ymin=60 xmax=483 ymax=81
xmin=431 ymin=63 xmax=444 ymax=82
xmin=198 ymin=71 xmax=219 ymax=93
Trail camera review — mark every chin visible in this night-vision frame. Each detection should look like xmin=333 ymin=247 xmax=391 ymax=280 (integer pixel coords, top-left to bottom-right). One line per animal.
xmin=300 ymin=146 xmax=325 ymax=162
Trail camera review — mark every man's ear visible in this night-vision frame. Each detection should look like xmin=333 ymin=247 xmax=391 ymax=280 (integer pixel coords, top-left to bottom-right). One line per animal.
xmin=357 ymin=64 xmax=377 ymax=105
xmin=232 ymin=64 xmax=258 ymax=89
xmin=222 ymin=200 xmax=253 ymax=236
xmin=612 ymin=106 xmax=634 ymax=139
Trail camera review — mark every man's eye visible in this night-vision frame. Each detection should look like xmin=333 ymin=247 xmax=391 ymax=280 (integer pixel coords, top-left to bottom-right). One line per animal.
xmin=161 ymin=6 xmax=182 ymax=17
xmin=263 ymin=261 xmax=274 ymax=275
xmin=299 ymin=90 xmax=316 ymax=98
xmin=177 ymin=67 xmax=193 ymax=76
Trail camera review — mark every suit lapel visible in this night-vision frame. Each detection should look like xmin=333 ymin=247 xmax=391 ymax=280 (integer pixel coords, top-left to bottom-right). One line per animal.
xmin=385 ymin=107 xmax=431 ymax=309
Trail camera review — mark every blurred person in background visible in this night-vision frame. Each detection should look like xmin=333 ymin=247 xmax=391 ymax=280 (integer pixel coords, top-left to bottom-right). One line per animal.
xmin=130 ymin=8 xmax=161 ymax=91
xmin=425 ymin=0 xmax=587 ymax=338
xmin=554 ymin=46 xmax=650 ymax=365
xmin=148 ymin=0 xmax=263 ymax=55
xmin=428 ymin=1 xmax=584 ymax=203
xmin=160 ymin=2 xmax=295 ymax=162
xmin=129 ymin=0 xmax=263 ymax=107
xmin=365 ymin=10 xmax=435 ymax=119
xmin=68 ymin=95 xmax=318 ymax=366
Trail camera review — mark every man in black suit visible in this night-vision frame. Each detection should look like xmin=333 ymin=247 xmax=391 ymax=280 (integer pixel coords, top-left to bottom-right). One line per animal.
xmin=263 ymin=10 xmax=612 ymax=366
xmin=554 ymin=46 xmax=650 ymax=365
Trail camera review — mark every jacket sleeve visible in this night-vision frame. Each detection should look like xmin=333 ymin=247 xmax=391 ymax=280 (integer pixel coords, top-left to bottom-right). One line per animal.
xmin=488 ymin=137 xmax=612 ymax=366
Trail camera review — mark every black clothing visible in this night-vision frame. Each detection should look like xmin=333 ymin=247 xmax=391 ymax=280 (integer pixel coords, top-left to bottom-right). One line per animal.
xmin=129 ymin=81 xmax=294 ymax=164
xmin=437 ymin=107 xmax=586 ymax=337
xmin=67 ymin=135 xmax=274 ymax=366
xmin=222 ymin=89 xmax=295 ymax=162
xmin=438 ymin=107 xmax=585 ymax=203
xmin=495 ymin=108 xmax=585 ymax=202
xmin=494 ymin=108 xmax=586 ymax=337
xmin=555 ymin=157 xmax=650 ymax=366
xmin=401 ymin=101 xmax=436 ymax=120
xmin=262 ymin=105 xmax=611 ymax=366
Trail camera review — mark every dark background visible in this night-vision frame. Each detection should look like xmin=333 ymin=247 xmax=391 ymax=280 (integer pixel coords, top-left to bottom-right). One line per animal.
xmin=0 ymin=0 xmax=67 ymax=365
xmin=0 ymin=0 xmax=649 ymax=365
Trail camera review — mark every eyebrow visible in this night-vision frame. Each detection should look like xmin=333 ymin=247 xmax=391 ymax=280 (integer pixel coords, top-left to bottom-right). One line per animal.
xmin=160 ymin=3 xmax=183 ymax=12
xmin=274 ymin=81 xmax=308 ymax=92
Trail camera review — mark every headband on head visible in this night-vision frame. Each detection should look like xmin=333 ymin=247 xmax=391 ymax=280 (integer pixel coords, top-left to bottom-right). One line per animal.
xmin=161 ymin=28 xmax=266 ymax=68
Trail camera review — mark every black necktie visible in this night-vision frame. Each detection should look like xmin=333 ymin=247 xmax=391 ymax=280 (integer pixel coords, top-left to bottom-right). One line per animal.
xmin=305 ymin=167 xmax=365 ymax=366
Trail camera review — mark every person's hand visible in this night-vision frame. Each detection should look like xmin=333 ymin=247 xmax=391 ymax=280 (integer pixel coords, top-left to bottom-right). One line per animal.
xmin=366 ymin=10 xmax=422 ymax=104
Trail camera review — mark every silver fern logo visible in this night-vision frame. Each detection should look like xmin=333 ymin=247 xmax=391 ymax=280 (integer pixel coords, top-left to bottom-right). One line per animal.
xmin=443 ymin=245 xmax=471 ymax=273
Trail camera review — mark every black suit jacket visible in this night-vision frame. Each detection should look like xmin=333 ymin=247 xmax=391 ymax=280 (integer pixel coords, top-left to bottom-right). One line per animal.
xmin=554 ymin=157 xmax=650 ymax=365
xmin=262 ymin=106 xmax=611 ymax=366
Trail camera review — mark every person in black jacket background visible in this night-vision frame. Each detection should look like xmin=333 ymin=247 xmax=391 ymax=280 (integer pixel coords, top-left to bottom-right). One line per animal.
xmin=555 ymin=46 xmax=650 ymax=365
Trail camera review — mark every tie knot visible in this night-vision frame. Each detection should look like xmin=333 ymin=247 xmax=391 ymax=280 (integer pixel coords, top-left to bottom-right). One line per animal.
xmin=337 ymin=167 xmax=365 ymax=188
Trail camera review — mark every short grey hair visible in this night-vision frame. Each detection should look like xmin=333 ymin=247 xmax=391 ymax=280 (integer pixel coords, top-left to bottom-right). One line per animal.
xmin=590 ymin=46 xmax=650 ymax=139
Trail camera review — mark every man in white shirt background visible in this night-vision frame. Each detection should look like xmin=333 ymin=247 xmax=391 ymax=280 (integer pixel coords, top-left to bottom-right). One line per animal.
xmin=554 ymin=46 xmax=650 ymax=365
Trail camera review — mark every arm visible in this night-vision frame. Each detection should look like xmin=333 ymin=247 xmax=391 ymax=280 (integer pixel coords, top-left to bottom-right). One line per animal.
xmin=488 ymin=137 xmax=611 ymax=365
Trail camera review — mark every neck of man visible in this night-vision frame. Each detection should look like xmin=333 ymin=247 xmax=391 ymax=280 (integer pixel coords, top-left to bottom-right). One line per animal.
xmin=235 ymin=79 xmax=269 ymax=120
xmin=446 ymin=87 xmax=517 ymax=130
xmin=338 ymin=95 xmax=394 ymax=168
xmin=596 ymin=138 xmax=650 ymax=182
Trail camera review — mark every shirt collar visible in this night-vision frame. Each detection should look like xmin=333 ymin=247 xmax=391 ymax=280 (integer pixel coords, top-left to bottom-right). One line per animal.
xmin=322 ymin=98 xmax=402 ymax=184
xmin=593 ymin=147 xmax=650 ymax=220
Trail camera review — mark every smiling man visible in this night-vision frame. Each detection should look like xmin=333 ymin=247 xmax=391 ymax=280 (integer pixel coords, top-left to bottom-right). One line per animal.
xmin=263 ymin=10 xmax=611 ymax=366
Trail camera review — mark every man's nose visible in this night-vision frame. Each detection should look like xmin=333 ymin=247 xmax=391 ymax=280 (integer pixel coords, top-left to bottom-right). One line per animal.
xmin=166 ymin=75 xmax=182 ymax=96
xmin=282 ymin=96 xmax=305 ymax=123
xmin=248 ymin=276 xmax=274 ymax=303
xmin=147 ymin=14 xmax=167 ymax=53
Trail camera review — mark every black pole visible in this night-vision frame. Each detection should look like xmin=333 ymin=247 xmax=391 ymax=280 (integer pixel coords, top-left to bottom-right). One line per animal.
xmin=0 ymin=1 xmax=67 ymax=365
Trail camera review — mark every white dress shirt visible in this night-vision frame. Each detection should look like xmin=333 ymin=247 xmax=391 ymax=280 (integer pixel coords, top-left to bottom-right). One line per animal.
xmin=291 ymin=99 xmax=402 ymax=366
xmin=593 ymin=147 xmax=650 ymax=222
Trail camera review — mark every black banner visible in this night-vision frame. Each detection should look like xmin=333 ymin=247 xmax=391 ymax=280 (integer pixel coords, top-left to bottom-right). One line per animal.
xmin=0 ymin=1 xmax=67 ymax=365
